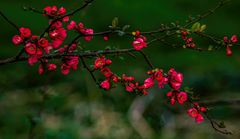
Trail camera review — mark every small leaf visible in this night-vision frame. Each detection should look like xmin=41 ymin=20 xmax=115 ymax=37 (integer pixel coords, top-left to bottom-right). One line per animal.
xmin=112 ymin=17 xmax=119 ymax=28
xmin=208 ymin=45 xmax=213 ymax=51
xmin=117 ymin=30 xmax=125 ymax=36
xmin=200 ymin=25 xmax=207 ymax=32
xmin=122 ymin=25 xmax=130 ymax=31
xmin=191 ymin=22 xmax=201 ymax=32
xmin=119 ymin=56 xmax=124 ymax=60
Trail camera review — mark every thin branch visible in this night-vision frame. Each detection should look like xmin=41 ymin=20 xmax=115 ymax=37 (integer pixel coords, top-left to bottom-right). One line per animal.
xmin=0 ymin=11 xmax=19 ymax=31
xmin=183 ymin=0 xmax=230 ymax=28
xmin=139 ymin=50 xmax=154 ymax=69
xmin=205 ymin=113 xmax=233 ymax=135
xmin=79 ymin=56 xmax=98 ymax=84
xmin=200 ymin=99 xmax=240 ymax=106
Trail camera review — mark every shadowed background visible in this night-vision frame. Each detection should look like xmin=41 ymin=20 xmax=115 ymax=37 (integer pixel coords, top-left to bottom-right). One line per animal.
xmin=0 ymin=0 xmax=240 ymax=139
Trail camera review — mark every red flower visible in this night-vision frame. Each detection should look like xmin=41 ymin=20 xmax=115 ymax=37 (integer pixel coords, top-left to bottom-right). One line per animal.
xmin=100 ymin=79 xmax=111 ymax=90
xmin=28 ymin=55 xmax=38 ymax=66
xmin=47 ymin=63 xmax=57 ymax=71
xmin=143 ymin=77 xmax=154 ymax=89
xmin=12 ymin=35 xmax=23 ymax=45
xmin=67 ymin=21 xmax=76 ymax=30
xmin=187 ymin=108 xmax=199 ymax=118
xmin=231 ymin=35 xmax=238 ymax=43
xmin=112 ymin=75 xmax=119 ymax=83
xmin=166 ymin=91 xmax=187 ymax=105
xmin=19 ymin=27 xmax=31 ymax=38
xmin=58 ymin=7 xmax=66 ymax=15
xmin=38 ymin=38 xmax=49 ymax=48
xmin=103 ymin=36 xmax=109 ymax=41
xmin=94 ymin=57 xmax=106 ymax=69
xmin=101 ymin=67 xmax=113 ymax=78
xmin=38 ymin=64 xmax=44 ymax=75
xmin=177 ymin=92 xmax=188 ymax=104
xmin=84 ymin=29 xmax=94 ymax=41
xmin=126 ymin=83 xmax=135 ymax=92
xmin=226 ymin=46 xmax=232 ymax=56
xmin=168 ymin=68 xmax=183 ymax=90
xmin=122 ymin=74 xmax=135 ymax=81
xmin=153 ymin=70 xmax=168 ymax=88
xmin=132 ymin=37 xmax=147 ymax=51
xmin=195 ymin=114 xmax=204 ymax=123
xmin=61 ymin=63 xmax=70 ymax=75
xmin=25 ymin=43 xmax=37 ymax=55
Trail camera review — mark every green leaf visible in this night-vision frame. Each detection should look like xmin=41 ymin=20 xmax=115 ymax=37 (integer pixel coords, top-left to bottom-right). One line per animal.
xmin=119 ymin=56 xmax=124 ymax=60
xmin=191 ymin=22 xmax=201 ymax=32
xmin=112 ymin=17 xmax=119 ymax=28
xmin=208 ymin=45 xmax=213 ymax=51
xmin=200 ymin=24 xmax=207 ymax=32
xmin=122 ymin=25 xmax=130 ymax=31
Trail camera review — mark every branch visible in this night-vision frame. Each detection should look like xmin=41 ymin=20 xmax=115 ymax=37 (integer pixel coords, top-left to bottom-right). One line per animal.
xmin=0 ymin=48 xmax=135 ymax=66
xmin=79 ymin=56 xmax=98 ymax=84
xmin=200 ymin=99 xmax=240 ymax=106
xmin=139 ymin=50 xmax=154 ymax=69
xmin=0 ymin=11 xmax=19 ymax=31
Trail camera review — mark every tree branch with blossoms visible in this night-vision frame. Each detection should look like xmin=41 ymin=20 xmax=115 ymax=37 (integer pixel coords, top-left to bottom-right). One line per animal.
xmin=0 ymin=0 xmax=238 ymax=136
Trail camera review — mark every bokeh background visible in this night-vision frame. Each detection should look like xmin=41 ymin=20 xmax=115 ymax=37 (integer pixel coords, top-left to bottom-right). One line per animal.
xmin=0 ymin=0 xmax=240 ymax=139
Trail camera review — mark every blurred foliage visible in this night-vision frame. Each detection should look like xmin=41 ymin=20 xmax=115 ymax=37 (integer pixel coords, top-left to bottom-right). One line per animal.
xmin=0 ymin=0 xmax=240 ymax=139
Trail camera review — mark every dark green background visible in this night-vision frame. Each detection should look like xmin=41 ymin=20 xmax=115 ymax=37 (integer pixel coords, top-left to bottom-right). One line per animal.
xmin=0 ymin=0 xmax=240 ymax=139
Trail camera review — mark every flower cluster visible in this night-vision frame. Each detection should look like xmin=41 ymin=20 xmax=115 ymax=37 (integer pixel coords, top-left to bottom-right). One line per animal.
xmin=93 ymin=56 xmax=209 ymax=123
xmin=223 ymin=35 xmax=238 ymax=56
xmin=132 ymin=31 xmax=147 ymax=50
xmin=166 ymin=91 xmax=188 ymax=105
xmin=43 ymin=6 xmax=69 ymax=22
xmin=11 ymin=6 xmax=86 ymax=75
xmin=187 ymin=103 xmax=207 ymax=123
xmin=67 ymin=21 xmax=94 ymax=41
xmin=181 ymin=30 xmax=196 ymax=48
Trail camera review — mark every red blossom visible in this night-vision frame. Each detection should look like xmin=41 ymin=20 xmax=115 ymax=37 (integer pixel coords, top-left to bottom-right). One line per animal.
xmin=12 ymin=35 xmax=23 ymax=45
xmin=28 ymin=55 xmax=38 ymax=66
xmin=100 ymin=79 xmax=111 ymax=90
xmin=132 ymin=37 xmax=147 ymax=51
xmin=100 ymin=67 xmax=113 ymax=78
xmin=143 ymin=77 xmax=154 ymax=89
xmin=168 ymin=68 xmax=183 ymax=90
xmin=84 ymin=29 xmax=94 ymax=41
xmin=177 ymin=92 xmax=188 ymax=104
xmin=195 ymin=114 xmax=204 ymax=123
xmin=19 ymin=27 xmax=31 ymax=38
xmin=38 ymin=38 xmax=49 ymax=48
xmin=187 ymin=108 xmax=199 ymax=118
xmin=47 ymin=63 xmax=57 ymax=71
xmin=94 ymin=57 xmax=106 ymax=69
xmin=38 ymin=64 xmax=44 ymax=75
xmin=67 ymin=21 xmax=76 ymax=30
xmin=226 ymin=46 xmax=232 ymax=56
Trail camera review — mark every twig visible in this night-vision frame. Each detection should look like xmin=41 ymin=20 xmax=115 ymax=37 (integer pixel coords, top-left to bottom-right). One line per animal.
xmin=0 ymin=11 xmax=19 ymax=31
xmin=0 ymin=48 xmax=136 ymax=66
xmin=139 ymin=50 xmax=154 ymax=69
xmin=79 ymin=56 xmax=98 ymax=84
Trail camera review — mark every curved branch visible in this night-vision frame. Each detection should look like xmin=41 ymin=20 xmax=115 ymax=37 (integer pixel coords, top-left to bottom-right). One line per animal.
xmin=0 ymin=11 xmax=19 ymax=31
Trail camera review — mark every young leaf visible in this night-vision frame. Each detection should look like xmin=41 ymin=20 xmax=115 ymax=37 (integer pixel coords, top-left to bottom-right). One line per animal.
xmin=112 ymin=17 xmax=119 ymax=28
xmin=191 ymin=22 xmax=201 ymax=32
